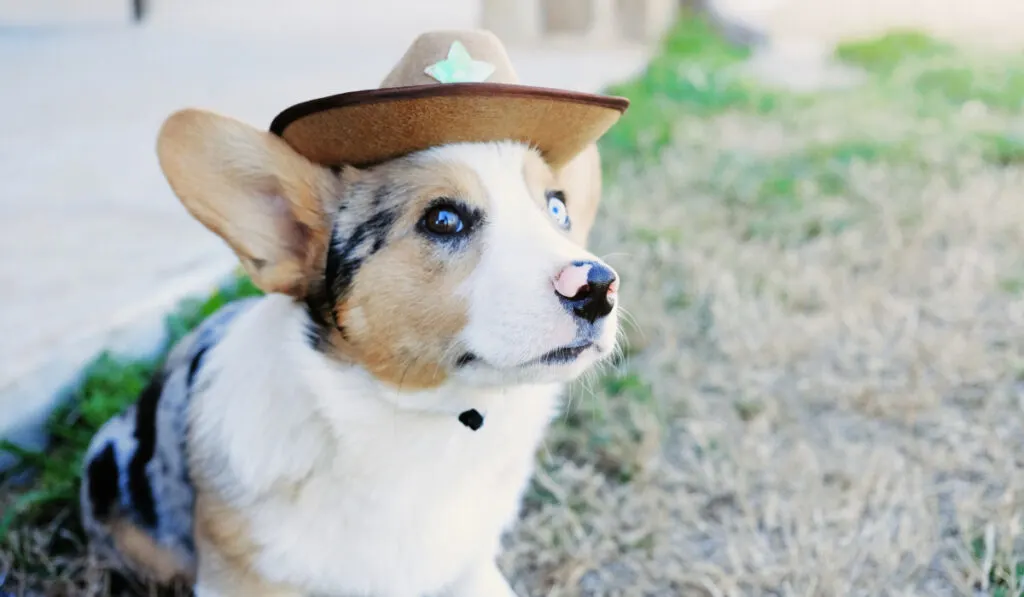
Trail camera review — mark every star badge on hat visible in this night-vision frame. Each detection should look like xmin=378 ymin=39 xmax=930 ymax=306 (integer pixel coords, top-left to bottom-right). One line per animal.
xmin=424 ymin=41 xmax=496 ymax=84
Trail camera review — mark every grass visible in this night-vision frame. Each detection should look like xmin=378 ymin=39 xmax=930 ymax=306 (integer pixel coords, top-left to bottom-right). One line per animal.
xmin=980 ymin=132 xmax=1024 ymax=166
xmin=508 ymin=19 xmax=1024 ymax=597
xmin=1 ymin=274 xmax=262 ymax=517
xmin=0 ymin=356 xmax=153 ymax=538
xmin=972 ymin=531 xmax=1024 ymax=597
xmin=835 ymin=30 xmax=954 ymax=72
xmin=600 ymin=14 xmax=780 ymax=165
xmin=6 ymin=13 xmax=1024 ymax=597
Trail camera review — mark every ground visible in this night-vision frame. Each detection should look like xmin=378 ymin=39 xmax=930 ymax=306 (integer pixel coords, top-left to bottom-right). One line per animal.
xmin=4 ymin=17 xmax=1024 ymax=597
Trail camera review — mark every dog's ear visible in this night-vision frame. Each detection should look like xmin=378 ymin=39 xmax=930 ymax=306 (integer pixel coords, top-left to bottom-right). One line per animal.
xmin=557 ymin=143 xmax=603 ymax=247
xmin=156 ymin=109 xmax=338 ymax=296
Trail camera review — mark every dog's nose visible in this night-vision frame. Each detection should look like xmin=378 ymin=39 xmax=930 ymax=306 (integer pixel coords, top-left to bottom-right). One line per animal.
xmin=554 ymin=260 xmax=618 ymax=323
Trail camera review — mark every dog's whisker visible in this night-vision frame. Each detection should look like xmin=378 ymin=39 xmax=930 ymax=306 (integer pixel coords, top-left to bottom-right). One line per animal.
xmin=617 ymin=307 xmax=643 ymax=339
xmin=615 ymin=330 xmax=627 ymax=356
xmin=581 ymin=370 xmax=599 ymax=400
xmin=397 ymin=359 xmax=416 ymax=393
xmin=439 ymin=342 xmax=462 ymax=366
xmin=598 ymin=251 xmax=633 ymax=261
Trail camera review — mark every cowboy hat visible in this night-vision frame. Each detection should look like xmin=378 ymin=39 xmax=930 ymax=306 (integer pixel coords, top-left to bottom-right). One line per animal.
xmin=269 ymin=29 xmax=629 ymax=169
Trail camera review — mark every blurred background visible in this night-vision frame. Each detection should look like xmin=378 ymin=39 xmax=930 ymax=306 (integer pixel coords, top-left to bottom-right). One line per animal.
xmin=3 ymin=0 xmax=1024 ymax=595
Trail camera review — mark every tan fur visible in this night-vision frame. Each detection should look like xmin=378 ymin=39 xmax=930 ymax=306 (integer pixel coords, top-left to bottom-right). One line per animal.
xmin=110 ymin=520 xmax=193 ymax=585
xmin=157 ymin=109 xmax=340 ymax=296
xmin=193 ymin=491 xmax=258 ymax=575
xmin=524 ymin=142 xmax=602 ymax=246
xmin=340 ymin=241 xmax=475 ymax=389
xmin=192 ymin=491 xmax=302 ymax=595
xmin=556 ymin=143 xmax=603 ymax=246
xmin=187 ymin=397 xmax=318 ymax=595
xmin=522 ymin=148 xmax=559 ymax=209
xmin=156 ymin=110 xmax=495 ymax=391
xmin=321 ymin=159 xmax=490 ymax=389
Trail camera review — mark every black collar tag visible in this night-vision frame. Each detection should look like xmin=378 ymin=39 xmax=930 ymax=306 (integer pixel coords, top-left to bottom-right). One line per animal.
xmin=458 ymin=409 xmax=484 ymax=431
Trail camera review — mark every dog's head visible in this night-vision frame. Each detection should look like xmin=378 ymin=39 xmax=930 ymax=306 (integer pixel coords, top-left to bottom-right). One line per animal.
xmin=157 ymin=109 xmax=619 ymax=390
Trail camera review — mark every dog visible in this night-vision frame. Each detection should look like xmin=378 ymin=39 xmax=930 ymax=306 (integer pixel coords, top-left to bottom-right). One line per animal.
xmin=80 ymin=30 xmax=627 ymax=597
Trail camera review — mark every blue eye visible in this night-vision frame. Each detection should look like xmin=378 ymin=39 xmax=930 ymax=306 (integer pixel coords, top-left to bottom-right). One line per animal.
xmin=546 ymin=191 xmax=570 ymax=229
xmin=424 ymin=206 xmax=463 ymax=235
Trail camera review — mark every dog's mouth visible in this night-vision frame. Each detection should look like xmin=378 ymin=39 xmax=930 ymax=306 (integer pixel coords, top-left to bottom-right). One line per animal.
xmin=456 ymin=341 xmax=597 ymax=370
xmin=531 ymin=342 xmax=594 ymax=365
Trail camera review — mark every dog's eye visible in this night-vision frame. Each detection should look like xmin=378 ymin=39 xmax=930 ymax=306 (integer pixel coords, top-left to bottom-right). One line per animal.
xmin=422 ymin=205 xmax=465 ymax=236
xmin=546 ymin=191 xmax=570 ymax=229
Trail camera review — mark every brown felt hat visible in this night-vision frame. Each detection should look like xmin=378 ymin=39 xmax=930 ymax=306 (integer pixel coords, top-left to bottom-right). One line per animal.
xmin=269 ymin=30 xmax=629 ymax=169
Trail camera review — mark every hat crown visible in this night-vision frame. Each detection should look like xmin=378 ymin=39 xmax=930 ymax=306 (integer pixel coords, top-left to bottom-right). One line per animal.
xmin=380 ymin=30 xmax=520 ymax=89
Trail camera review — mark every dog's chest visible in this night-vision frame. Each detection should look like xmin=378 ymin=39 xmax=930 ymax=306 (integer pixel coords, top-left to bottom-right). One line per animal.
xmin=250 ymin=389 xmax=559 ymax=596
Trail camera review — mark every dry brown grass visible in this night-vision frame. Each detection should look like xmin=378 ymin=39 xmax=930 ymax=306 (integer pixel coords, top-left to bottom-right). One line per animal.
xmin=501 ymin=103 xmax=1024 ymax=595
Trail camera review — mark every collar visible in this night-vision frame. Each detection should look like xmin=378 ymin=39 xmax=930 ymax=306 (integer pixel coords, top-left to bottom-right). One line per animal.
xmin=458 ymin=409 xmax=484 ymax=431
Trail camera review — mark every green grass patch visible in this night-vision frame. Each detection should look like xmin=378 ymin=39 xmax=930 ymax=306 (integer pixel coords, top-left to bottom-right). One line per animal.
xmin=546 ymin=368 xmax=658 ymax=485
xmin=836 ymin=31 xmax=1024 ymax=115
xmin=703 ymin=138 xmax=912 ymax=243
xmin=914 ymin=64 xmax=1024 ymax=112
xmin=599 ymin=12 xmax=777 ymax=165
xmin=979 ymin=132 xmax=1024 ymax=166
xmin=835 ymin=30 xmax=953 ymax=74
xmin=0 ymin=356 xmax=155 ymax=539
xmin=0 ymin=274 xmax=262 ymax=541
xmin=1000 ymin=277 xmax=1024 ymax=295
xmin=659 ymin=14 xmax=750 ymax=65
xmin=600 ymin=371 xmax=653 ymax=400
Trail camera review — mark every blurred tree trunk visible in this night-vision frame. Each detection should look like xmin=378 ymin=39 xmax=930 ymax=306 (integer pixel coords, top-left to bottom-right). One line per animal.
xmin=132 ymin=0 xmax=146 ymax=22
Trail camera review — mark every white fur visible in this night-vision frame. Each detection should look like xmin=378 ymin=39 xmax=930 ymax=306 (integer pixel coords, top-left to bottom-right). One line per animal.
xmin=192 ymin=296 xmax=552 ymax=597
xmin=435 ymin=143 xmax=619 ymax=387
xmin=188 ymin=143 xmax=618 ymax=597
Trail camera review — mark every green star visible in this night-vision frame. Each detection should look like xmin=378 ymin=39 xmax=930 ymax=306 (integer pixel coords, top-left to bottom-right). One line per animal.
xmin=424 ymin=41 xmax=496 ymax=84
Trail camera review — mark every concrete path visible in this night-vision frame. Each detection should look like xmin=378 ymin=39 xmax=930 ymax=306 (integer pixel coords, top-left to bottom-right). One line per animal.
xmin=0 ymin=10 xmax=649 ymax=456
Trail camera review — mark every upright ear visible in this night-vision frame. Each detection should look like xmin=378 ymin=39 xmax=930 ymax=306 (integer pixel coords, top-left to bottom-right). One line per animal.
xmin=557 ymin=143 xmax=603 ymax=247
xmin=156 ymin=108 xmax=339 ymax=296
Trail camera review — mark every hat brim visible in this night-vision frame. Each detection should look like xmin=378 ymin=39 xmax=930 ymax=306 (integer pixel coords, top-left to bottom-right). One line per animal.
xmin=269 ymin=83 xmax=629 ymax=170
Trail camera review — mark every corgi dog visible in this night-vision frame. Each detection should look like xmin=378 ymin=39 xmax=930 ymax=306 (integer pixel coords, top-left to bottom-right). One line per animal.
xmin=79 ymin=105 xmax=621 ymax=596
